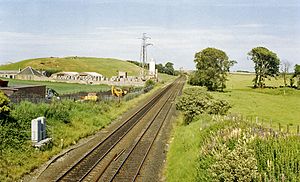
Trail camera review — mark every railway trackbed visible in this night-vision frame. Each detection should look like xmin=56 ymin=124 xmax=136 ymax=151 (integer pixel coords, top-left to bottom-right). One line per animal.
xmin=36 ymin=77 xmax=185 ymax=182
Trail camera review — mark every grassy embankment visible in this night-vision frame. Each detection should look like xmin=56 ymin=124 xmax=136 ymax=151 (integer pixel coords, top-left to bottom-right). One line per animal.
xmin=0 ymin=74 xmax=177 ymax=181
xmin=165 ymin=73 xmax=300 ymax=181
xmin=0 ymin=57 xmax=140 ymax=77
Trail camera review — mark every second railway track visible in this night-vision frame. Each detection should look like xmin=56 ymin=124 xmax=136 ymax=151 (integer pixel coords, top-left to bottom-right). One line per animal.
xmin=56 ymin=76 xmax=185 ymax=182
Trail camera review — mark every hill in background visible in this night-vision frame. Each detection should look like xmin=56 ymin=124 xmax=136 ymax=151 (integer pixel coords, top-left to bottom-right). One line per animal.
xmin=0 ymin=57 xmax=141 ymax=77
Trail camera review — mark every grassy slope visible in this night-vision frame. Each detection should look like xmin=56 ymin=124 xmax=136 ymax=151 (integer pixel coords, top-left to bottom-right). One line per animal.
xmin=0 ymin=57 xmax=141 ymax=77
xmin=211 ymin=73 xmax=300 ymax=128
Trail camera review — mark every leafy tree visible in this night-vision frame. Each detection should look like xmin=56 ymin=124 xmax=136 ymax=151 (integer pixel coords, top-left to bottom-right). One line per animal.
xmin=248 ymin=47 xmax=280 ymax=88
xmin=293 ymin=64 xmax=300 ymax=89
xmin=190 ymin=47 xmax=235 ymax=91
xmin=164 ymin=62 xmax=175 ymax=75
xmin=0 ymin=91 xmax=10 ymax=122
xmin=156 ymin=63 xmax=164 ymax=73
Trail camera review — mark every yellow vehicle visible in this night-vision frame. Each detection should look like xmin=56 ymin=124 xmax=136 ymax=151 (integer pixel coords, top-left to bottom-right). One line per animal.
xmin=111 ymin=86 xmax=128 ymax=97
xmin=82 ymin=92 xmax=98 ymax=101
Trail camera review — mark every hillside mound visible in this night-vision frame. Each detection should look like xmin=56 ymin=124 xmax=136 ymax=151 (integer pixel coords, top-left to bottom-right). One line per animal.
xmin=0 ymin=57 xmax=140 ymax=77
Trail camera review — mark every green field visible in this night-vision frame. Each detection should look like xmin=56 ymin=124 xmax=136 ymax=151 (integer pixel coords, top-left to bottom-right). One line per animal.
xmin=211 ymin=73 xmax=300 ymax=128
xmin=165 ymin=74 xmax=300 ymax=181
xmin=1 ymin=78 xmax=111 ymax=94
xmin=0 ymin=57 xmax=141 ymax=77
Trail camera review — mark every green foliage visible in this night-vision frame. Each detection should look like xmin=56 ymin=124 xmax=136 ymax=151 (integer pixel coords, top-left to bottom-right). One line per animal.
xmin=190 ymin=47 xmax=235 ymax=91
xmin=145 ymin=79 xmax=155 ymax=88
xmin=164 ymin=62 xmax=175 ymax=75
xmin=248 ymin=47 xmax=280 ymax=88
xmin=176 ymin=87 xmax=231 ymax=123
xmin=0 ymin=91 xmax=10 ymax=121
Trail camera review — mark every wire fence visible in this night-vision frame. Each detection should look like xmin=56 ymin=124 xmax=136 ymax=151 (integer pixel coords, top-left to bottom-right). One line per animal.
xmin=218 ymin=114 xmax=300 ymax=135
xmin=8 ymin=87 xmax=148 ymax=104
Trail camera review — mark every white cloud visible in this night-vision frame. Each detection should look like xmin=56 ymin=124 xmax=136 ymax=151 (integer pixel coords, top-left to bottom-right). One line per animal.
xmin=0 ymin=25 xmax=299 ymax=70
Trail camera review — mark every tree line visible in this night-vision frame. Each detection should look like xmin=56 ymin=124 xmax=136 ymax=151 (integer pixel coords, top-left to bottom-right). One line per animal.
xmin=189 ymin=47 xmax=300 ymax=91
xmin=127 ymin=60 xmax=178 ymax=76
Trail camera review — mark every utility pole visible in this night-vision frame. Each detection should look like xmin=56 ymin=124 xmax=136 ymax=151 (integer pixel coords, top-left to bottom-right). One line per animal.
xmin=139 ymin=33 xmax=152 ymax=80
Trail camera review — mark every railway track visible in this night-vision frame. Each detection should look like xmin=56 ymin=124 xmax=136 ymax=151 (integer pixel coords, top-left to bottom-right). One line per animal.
xmin=56 ymin=77 xmax=185 ymax=182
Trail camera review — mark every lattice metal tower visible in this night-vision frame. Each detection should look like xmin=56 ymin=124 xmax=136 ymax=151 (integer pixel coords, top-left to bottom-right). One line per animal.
xmin=139 ymin=33 xmax=152 ymax=80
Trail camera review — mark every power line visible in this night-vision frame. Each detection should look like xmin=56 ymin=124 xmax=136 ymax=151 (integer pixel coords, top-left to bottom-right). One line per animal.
xmin=139 ymin=33 xmax=153 ymax=80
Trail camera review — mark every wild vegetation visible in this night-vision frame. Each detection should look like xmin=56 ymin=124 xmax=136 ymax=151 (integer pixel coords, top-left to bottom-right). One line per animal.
xmin=166 ymin=114 xmax=300 ymax=182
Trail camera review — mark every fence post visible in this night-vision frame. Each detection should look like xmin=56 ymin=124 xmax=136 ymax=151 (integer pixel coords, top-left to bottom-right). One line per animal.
xmin=297 ymin=125 xmax=299 ymax=135
xmin=279 ymin=123 xmax=282 ymax=132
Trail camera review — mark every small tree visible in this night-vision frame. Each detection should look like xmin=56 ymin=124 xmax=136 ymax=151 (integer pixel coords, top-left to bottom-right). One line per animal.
xmin=293 ymin=64 xmax=300 ymax=89
xmin=248 ymin=47 xmax=280 ymax=88
xmin=280 ymin=60 xmax=291 ymax=86
xmin=190 ymin=47 xmax=235 ymax=91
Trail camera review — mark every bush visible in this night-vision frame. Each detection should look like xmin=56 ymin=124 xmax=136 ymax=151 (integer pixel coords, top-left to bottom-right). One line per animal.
xmin=176 ymin=87 xmax=231 ymax=124
xmin=0 ymin=91 xmax=11 ymax=122
xmin=210 ymin=140 xmax=259 ymax=181
xmin=144 ymin=79 xmax=155 ymax=92
xmin=45 ymin=101 xmax=71 ymax=124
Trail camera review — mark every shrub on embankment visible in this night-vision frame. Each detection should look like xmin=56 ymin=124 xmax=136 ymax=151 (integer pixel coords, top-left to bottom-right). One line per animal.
xmin=175 ymin=86 xmax=231 ymax=124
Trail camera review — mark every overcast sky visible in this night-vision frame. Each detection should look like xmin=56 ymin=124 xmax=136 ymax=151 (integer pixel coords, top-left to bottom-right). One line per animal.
xmin=0 ymin=0 xmax=299 ymax=70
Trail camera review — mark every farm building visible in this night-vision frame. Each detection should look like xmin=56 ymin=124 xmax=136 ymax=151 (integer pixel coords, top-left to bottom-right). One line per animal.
xmin=16 ymin=66 xmax=44 ymax=80
xmin=51 ymin=72 xmax=105 ymax=82
xmin=51 ymin=72 xmax=79 ymax=80
xmin=0 ymin=70 xmax=19 ymax=79
xmin=78 ymin=72 xmax=104 ymax=81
